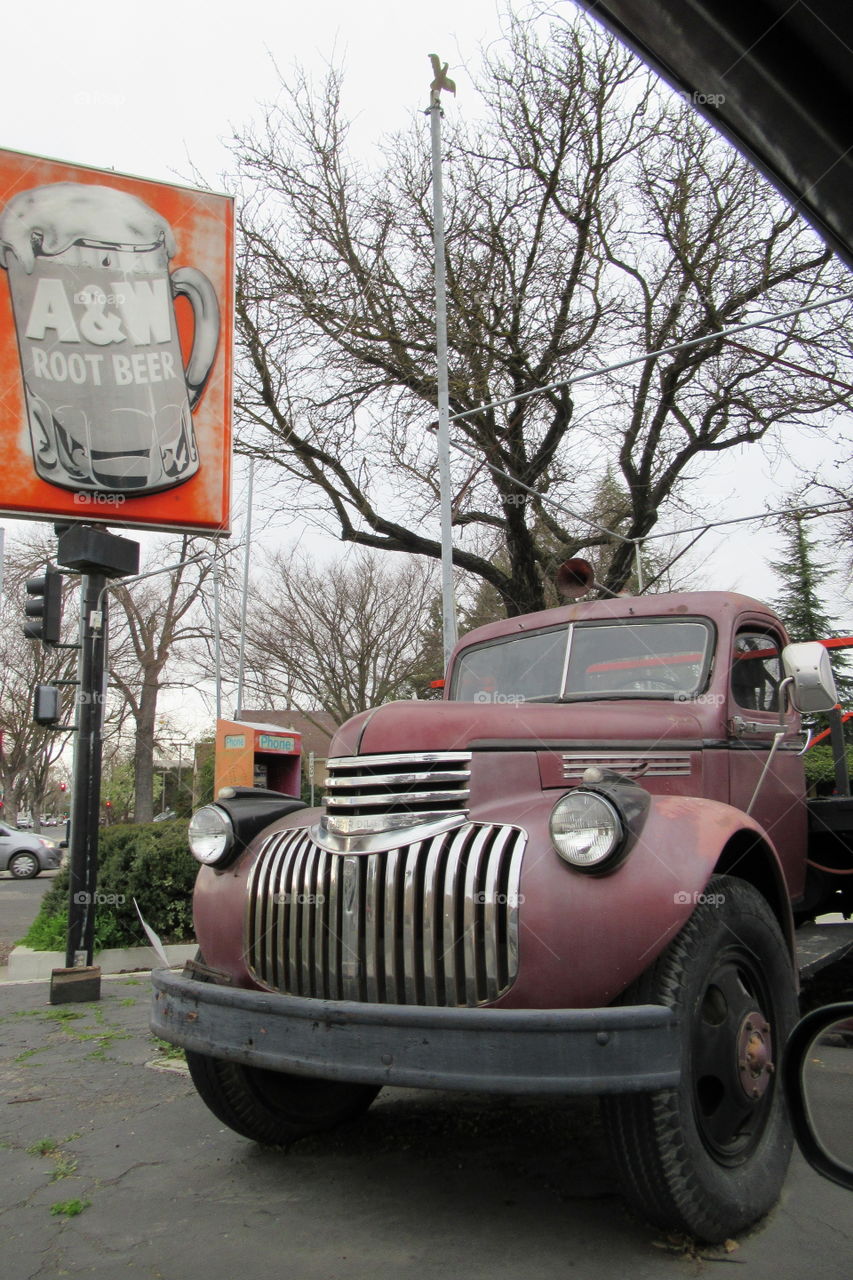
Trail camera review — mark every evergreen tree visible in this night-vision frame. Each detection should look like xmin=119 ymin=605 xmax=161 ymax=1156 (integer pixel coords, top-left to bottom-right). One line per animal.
xmin=770 ymin=510 xmax=852 ymax=703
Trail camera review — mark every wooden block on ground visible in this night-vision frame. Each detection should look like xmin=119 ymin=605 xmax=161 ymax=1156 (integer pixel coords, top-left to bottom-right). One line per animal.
xmin=49 ymin=966 xmax=102 ymax=1004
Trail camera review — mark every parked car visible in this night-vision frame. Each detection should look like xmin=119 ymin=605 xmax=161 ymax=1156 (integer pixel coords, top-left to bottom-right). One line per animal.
xmin=0 ymin=823 xmax=61 ymax=878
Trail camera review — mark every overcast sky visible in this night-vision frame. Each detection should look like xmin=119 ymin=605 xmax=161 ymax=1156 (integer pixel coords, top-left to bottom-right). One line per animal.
xmin=0 ymin=0 xmax=500 ymax=188
xmin=0 ymin=0 xmax=848 ymax=735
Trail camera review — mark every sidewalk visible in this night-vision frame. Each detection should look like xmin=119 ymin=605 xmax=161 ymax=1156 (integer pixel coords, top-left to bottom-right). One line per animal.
xmin=2 ymin=974 xmax=852 ymax=1280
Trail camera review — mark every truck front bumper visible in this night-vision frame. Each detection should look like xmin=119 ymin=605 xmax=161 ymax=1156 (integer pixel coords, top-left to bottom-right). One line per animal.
xmin=152 ymin=968 xmax=680 ymax=1095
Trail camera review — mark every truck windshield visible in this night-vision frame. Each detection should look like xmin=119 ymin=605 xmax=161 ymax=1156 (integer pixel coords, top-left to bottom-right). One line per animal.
xmin=451 ymin=619 xmax=712 ymax=703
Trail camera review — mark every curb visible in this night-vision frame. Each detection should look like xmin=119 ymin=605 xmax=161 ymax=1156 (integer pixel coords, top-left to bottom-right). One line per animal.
xmin=6 ymin=943 xmax=197 ymax=982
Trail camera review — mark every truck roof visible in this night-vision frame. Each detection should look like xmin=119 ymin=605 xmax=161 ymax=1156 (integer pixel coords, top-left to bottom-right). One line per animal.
xmin=453 ymin=590 xmax=784 ymax=653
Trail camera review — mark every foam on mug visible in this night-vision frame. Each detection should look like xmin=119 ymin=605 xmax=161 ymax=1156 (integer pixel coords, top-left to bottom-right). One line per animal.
xmin=0 ymin=183 xmax=178 ymax=271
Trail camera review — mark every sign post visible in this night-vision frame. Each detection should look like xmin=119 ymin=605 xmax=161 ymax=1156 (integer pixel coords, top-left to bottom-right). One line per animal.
xmin=53 ymin=526 xmax=140 ymax=1001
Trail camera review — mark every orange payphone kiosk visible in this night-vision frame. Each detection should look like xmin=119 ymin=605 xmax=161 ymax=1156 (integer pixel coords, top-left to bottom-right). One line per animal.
xmin=214 ymin=719 xmax=302 ymax=799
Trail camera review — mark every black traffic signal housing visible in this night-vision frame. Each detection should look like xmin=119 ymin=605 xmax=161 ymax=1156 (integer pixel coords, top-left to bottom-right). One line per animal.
xmin=23 ymin=566 xmax=63 ymax=645
xmin=33 ymin=684 xmax=61 ymax=726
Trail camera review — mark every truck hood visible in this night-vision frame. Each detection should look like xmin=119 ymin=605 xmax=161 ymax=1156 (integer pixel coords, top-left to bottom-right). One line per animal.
xmin=330 ymin=698 xmax=705 ymax=758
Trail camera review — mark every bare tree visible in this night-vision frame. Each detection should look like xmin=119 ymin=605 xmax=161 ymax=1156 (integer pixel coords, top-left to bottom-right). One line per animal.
xmin=230 ymin=9 xmax=851 ymax=616
xmin=0 ymin=534 xmax=77 ymax=827
xmin=108 ymin=536 xmax=215 ymax=823
xmin=236 ymin=548 xmax=437 ymax=723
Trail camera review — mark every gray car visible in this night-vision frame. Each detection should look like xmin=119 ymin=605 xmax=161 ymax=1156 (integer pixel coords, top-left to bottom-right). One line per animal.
xmin=0 ymin=823 xmax=61 ymax=878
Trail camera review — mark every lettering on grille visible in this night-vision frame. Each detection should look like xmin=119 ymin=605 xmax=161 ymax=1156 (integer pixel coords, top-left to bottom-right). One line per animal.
xmin=246 ymin=822 xmax=526 ymax=1007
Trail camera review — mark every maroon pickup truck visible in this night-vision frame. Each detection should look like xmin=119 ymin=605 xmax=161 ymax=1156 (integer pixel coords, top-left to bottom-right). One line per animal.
xmin=152 ymin=582 xmax=853 ymax=1242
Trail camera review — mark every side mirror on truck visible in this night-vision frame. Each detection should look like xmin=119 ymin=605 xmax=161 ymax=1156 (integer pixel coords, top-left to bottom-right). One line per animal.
xmin=781 ymin=642 xmax=839 ymax=713
xmin=783 ymin=1002 xmax=853 ymax=1191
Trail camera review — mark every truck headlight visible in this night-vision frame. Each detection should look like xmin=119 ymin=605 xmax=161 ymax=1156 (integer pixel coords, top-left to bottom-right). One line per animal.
xmin=550 ymin=791 xmax=623 ymax=871
xmin=188 ymin=805 xmax=235 ymax=867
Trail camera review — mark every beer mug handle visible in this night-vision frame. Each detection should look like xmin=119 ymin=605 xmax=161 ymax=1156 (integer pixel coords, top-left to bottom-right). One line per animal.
xmin=170 ymin=267 xmax=220 ymax=410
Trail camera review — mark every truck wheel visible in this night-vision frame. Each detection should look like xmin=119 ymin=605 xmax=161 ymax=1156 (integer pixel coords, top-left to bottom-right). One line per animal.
xmin=601 ymin=875 xmax=797 ymax=1243
xmin=185 ymin=1050 xmax=380 ymax=1146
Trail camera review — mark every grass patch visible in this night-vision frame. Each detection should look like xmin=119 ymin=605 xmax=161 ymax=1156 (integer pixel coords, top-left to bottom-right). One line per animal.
xmin=15 ymin=1048 xmax=43 ymax=1064
xmin=151 ymin=1035 xmax=186 ymax=1061
xmin=50 ymin=1198 xmax=90 ymax=1218
xmin=27 ymin=1137 xmax=60 ymax=1156
xmin=49 ymin=1155 xmax=78 ymax=1181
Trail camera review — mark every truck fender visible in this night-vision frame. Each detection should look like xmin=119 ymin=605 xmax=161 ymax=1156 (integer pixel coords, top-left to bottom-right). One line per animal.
xmin=636 ymin=794 xmax=795 ymax=956
xmin=506 ymin=793 xmax=794 ymax=1009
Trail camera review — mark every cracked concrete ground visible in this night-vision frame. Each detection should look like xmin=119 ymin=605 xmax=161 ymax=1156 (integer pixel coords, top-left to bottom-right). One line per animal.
xmin=1 ymin=976 xmax=851 ymax=1280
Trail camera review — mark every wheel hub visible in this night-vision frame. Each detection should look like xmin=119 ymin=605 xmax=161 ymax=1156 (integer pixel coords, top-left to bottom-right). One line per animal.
xmin=736 ymin=1010 xmax=774 ymax=1100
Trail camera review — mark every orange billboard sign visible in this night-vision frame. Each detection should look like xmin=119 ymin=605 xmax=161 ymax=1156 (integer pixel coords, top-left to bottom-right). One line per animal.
xmin=0 ymin=148 xmax=233 ymax=534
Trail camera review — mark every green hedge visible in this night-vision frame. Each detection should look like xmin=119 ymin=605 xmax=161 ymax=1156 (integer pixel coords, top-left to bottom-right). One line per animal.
xmin=22 ymin=820 xmax=197 ymax=951
xmin=805 ymin=743 xmax=853 ymax=791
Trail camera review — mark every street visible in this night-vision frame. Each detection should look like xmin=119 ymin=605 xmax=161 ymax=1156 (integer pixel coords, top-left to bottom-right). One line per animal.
xmin=2 ymin=881 xmax=852 ymax=1278
xmin=0 ymin=872 xmax=56 ymax=967
xmin=0 ymin=974 xmax=851 ymax=1280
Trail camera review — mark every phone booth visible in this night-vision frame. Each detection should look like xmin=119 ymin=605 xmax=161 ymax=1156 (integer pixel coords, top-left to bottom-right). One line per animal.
xmin=214 ymin=719 xmax=302 ymax=798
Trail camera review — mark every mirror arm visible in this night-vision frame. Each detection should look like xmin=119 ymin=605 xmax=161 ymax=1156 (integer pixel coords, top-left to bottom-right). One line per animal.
xmin=746 ymin=730 xmax=787 ymax=815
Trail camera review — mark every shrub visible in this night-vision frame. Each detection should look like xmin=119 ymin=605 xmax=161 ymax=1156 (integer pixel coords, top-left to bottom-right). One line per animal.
xmin=804 ymin=743 xmax=853 ymax=792
xmin=22 ymin=820 xmax=197 ymax=951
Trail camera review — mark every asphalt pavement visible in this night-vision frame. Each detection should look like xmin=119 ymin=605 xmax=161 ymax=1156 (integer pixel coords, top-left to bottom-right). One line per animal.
xmin=1 ymin=974 xmax=852 ymax=1280
xmin=0 ymin=871 xmax=57 ymax=969
xmin=2 ymin=879 xmax=852 ymax=1278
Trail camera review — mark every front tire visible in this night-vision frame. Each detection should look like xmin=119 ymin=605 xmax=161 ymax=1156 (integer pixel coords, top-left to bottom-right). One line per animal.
xmin=185 ymin=1050 xmax=380 ymax=1146
xmin=601 ymin=875 xmax=797 ymax=1242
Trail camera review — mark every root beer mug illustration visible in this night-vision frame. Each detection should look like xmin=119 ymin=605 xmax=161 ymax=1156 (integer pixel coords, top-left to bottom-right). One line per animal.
xmin=0 ymin=183 xmax=219 ymax=494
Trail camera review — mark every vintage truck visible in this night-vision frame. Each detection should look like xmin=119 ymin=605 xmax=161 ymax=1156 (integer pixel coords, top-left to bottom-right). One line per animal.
xmin=152 ymin=568 xmax=853 ymax=1242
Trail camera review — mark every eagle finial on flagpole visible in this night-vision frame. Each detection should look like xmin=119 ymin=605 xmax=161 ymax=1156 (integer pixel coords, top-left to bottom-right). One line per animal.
xmin=429 ymin=54 xmax=456 ymax=106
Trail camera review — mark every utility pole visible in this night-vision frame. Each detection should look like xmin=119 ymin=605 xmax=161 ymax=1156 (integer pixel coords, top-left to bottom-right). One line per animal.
xmin=427 ymin=54 xmax=458 ymax=668
xmin=235 ymin=456 xmax=255 ymax=718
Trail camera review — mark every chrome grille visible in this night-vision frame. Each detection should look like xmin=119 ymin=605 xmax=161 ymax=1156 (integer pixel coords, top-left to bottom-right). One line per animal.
xmin=561 ymin=751 xmax=691 ymax=782
xmin=322 ymin=751 xmax=471 ymax=837
xmin=246 ymin=821 xmax=525 ymax=1007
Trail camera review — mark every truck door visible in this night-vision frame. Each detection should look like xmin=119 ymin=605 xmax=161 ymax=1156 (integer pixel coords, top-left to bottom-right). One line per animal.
xmin=727 ymin=624 xmax=807 ymax=897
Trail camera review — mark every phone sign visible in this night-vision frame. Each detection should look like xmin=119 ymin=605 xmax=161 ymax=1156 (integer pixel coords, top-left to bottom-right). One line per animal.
xmin=257 ymin=734 xmax=295 ymax=752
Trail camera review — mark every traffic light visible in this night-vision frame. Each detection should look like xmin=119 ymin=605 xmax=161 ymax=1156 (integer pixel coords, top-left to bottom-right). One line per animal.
xmin=23 ymin=566 xmax=63 ymax=645
xmin=33 ymin=684 xmax=61 ymax=726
